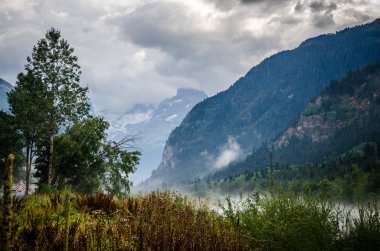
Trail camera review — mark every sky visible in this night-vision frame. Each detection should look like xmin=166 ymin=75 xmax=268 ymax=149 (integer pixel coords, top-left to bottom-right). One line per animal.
xmin=0 ymin=0 xmax=379 ymax=114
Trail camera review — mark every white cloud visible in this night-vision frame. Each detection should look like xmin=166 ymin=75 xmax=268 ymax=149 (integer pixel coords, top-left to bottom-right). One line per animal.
xmin=0 ymin=0 xmax=379 ymax=114
xmin=213 ymin=136 xmax=242 ymax=169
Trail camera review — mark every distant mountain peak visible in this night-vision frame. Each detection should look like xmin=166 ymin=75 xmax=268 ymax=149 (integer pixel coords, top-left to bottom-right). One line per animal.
xmin=0 ymin=78 xmax=13 ymax=88
xmin=0 ymin=78 xmax=13 ymax=112
xmin=103 ymin=87 xmax=208 ymax=184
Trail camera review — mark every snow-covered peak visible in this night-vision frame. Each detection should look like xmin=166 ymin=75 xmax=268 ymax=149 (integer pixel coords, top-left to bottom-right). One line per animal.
xmin=103 ymin=88 xmax=208 ymax=184
xmin=165 ymin=114 xmax=178 ymax=122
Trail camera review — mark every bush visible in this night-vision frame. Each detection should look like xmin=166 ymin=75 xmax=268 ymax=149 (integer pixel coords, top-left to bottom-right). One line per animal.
xmin=220 ymin=192 xmax=339 ymax=251
xmin=220 ymin=191 xmax=380 ymax=251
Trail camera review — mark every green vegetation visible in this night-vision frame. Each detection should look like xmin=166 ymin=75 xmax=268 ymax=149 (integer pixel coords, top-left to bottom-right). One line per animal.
xmin=189 ymin=142 xmax=380 ymax=201
xmin=2 ymin=28 xmax=140 ymax=196
xmin=2 ymin=191 xmax=243 ymax=250
xmin=205 ymin=62 xmax=380 ymax=198
xmin=220 ymin=191 xmax=380 ymax=251
xmin=0 ymin=189 xmax=379 ymax=250
xmin=1 ymin=154 xmax=15 ymax=250
xmin=34 ymin=117 xmax=140 ymax=197
xmin=0 ymin=112 xmax=23 ymax=188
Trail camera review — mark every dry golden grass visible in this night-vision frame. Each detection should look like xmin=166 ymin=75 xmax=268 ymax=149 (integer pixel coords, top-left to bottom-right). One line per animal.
xmin=7 ymin=191 xmax=247 ymax=250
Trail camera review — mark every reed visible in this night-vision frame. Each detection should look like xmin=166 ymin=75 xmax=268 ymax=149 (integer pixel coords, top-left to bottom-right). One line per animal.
xmin=9 ymin=191 xmax=246 ymax=250
xmin=1 ymin=154 xmax=14 ymax=251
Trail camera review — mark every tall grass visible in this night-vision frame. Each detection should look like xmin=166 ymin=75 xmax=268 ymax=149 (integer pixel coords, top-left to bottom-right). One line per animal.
xmin=2 ymin=188 xmax=379 ymax=250
xmin=1 ymin=154 xmax=15 ymax=250
xmin=8 ymin=191 xmax=246 ymax=250
xmin=220 ymin=191 xmax=380 ymax=251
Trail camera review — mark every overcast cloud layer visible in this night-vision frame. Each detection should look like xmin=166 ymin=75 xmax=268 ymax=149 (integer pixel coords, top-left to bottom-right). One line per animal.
xmin=1 ymin=0 xmax=379 ymax=113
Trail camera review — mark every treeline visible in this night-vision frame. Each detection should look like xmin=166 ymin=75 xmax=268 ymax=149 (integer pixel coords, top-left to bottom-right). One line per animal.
xmin=206 ymin=62 xmax=380 ymax=191
xmin=0 ymin=28 xmax=140 ymax=197
xmin=193 ymin=142 xmax=379 ymax=201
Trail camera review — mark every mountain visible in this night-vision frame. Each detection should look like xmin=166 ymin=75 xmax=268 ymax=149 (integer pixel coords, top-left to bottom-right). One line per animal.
xmin=104 ymin=88 xmax=207 ymax=184
xmin=211 ymin=62 xmax=380 ymax=180
xmin=148 ymin=19 xmax=380 ymax=186
xmin=0 ymin=78 xmax=13 ymax=112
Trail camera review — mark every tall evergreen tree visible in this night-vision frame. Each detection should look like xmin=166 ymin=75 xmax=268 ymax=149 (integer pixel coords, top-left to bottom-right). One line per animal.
xmin=8 ymin=71 xmax=49 ymax=194
xmin=24 ymin=28 xmax=90 ymax=186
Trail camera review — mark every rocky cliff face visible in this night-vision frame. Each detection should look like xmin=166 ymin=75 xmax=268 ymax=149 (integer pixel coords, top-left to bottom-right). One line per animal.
xmin=149 ymin=19 xmax=380 ymax=186
xmin=277 ymin=95 xmax=372 ymax=147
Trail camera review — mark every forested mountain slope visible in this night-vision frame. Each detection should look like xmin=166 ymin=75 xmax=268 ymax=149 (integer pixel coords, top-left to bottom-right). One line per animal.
xmin=149 ymin=19 xmax=380 ymax=185
xmin=213 ymin=62 xmax=380 ymax=180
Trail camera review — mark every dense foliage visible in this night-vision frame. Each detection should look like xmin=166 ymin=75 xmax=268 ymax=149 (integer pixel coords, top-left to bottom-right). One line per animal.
xmin=8 ymin=71 xmax=52 ymax=194
xmin=191 ymin=142 xmax=380 ymax=201
xmin=34 ymin=117 xmax=140 ymax=196
xmin=3 ymin=28 xmax=139 ymax=196
xmin=221 ymin=191 xmax=380 ymax=251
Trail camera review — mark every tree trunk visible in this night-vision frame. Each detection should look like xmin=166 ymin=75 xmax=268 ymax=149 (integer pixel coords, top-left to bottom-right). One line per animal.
xmin=48 ymin=134 xmax=54 ymax=186
xmin=25 ymin=146 xmax=30 ymax=195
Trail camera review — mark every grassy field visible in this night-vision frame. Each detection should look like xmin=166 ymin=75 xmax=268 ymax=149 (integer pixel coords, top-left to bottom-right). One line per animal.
xmin=1 ymin=190 xmax=380 ymax=250
xmin=4 ymin=191 xmax=244 ymax=250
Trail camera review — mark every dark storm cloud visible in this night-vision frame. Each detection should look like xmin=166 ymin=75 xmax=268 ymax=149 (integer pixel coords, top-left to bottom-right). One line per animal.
xmin=309 ymin=1 xmax=337 ymax=13
xmin=116 ymin=1 xmax=281 ymax=86
xmin=207 ymin=0 xmax=293 ymax=11
xmin=293 ymin=0 xmax=340 ymax=28
xmin=313 ymin=14 xmax=335 ymax=28
xmin=294 ymin=0 xmax=348 ymax=14
xmin=207 ymin=0 xmax=239 ymax=10
xmin=240 ymin=0 xmax=292 ymax=4
xmin=240 ymin=0 xmax=266 ymax=3
xmin=270 ymin=15 xmax=301 ymax=25
xmin=1 ymin=0 xmax=379 ymax=112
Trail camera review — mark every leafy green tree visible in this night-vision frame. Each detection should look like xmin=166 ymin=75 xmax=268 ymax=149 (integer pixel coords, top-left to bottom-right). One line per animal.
xmin=9 ymin=27 xmax=139 ymax=195
xmin=7 ymin=72 xmax=49 ymax=194
xmin=101 ymin=139 xmax=140 ymax=198
xmin=24 ymin=28 xmax=90 ymax=186
xmin=35 ymin=117 xmax=140 ymax=197
xmin=50 ymin=117 xmax=107 ymax=192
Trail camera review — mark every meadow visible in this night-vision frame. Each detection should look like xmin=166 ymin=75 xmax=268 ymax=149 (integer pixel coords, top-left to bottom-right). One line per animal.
xmin=1 ymin=189 xmax=380 ymax=250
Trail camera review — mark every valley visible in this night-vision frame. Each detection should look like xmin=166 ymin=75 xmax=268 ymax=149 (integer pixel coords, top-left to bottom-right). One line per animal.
xmin=1 ymin=5 xmax=380 ymax=250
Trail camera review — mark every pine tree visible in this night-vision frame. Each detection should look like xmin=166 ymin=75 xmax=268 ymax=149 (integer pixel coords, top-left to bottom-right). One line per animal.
xmin=8 ymin=71 xmax=49 ymax=194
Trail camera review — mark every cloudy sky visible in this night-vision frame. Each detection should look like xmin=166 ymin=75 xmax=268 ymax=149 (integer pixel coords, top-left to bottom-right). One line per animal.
xmin=1 ymin=0 xmax=379 ymax=114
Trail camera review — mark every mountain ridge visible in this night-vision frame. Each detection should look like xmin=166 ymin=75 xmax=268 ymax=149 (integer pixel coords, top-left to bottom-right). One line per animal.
xmin=147 ymin=19 xmax=380 ymax=187
xmin=209 ymin=61 xmax=380 ymax=183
